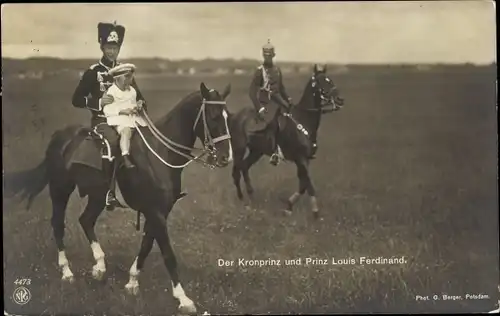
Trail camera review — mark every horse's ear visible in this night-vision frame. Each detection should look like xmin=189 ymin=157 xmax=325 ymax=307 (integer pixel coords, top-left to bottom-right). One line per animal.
xmin=323 ymin=64 xmax=328 ymax=72
xmin=200 ymin=82 xmax=210 ymax=99
xmin=222 ymin=84 xmax=231 ymax=100
xmin=313 ymin=64 xmax=318 ymax=74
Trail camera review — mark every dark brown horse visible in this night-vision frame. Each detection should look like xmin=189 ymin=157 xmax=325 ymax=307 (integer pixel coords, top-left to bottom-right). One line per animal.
xmin=4 ymin=82 xmax=232 ymax=315
xmin=229 ymin=65 xmax=345 ymax=219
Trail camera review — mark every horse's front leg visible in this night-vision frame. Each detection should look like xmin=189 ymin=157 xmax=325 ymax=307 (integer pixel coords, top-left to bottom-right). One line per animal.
xmin=125 ymin=216 xmax=154 ymax=295
xmin=152 ymin=204 xmax=197 ymax=315
xmin=300 ymin=159 xmax=322 ymax=220
xmin=232 ymin=148 xmax=246 ymax=201
xmin=78 ymin=192 xmax=107 ymax=281
xmin=242 ymin=148 xmax=263 ymax=201
xmin=284 ymin=159 xmax=308 ymax=216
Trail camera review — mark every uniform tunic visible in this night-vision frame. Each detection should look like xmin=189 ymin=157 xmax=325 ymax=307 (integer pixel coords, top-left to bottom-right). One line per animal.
xmin=248 ymin=64 xmax=291 ymax=128
xmin=72 ymin=57 xmax=147 ymax=128
xmin=103 ymin=84 xmax=147 ymax=128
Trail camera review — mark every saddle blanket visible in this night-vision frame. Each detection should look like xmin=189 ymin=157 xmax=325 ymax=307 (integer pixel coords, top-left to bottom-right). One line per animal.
xmin=69 ymin=133 xmax=106 ymax=171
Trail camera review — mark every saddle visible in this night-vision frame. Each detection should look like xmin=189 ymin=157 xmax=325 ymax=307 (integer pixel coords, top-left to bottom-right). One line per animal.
xmin=87 ymin=128 xmax=115 ymax=160
xmin=245 ymin=108 xmax=287 ymax=135
xmin=67 ymin=127 xmax=118 ymax=171
xmin=243 ymin=111 xmax=289 ymax=154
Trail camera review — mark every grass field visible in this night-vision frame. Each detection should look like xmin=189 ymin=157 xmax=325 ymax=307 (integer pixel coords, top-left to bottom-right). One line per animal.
xmin=3 ymin=66 xmax=499 ymax=315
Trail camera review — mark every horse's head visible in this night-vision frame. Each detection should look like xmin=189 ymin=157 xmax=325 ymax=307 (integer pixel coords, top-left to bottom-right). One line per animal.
xmin=194 ymin=82 xmax=233 ymax=168
xmin=310 ymin=64 xmax=345 ymax=113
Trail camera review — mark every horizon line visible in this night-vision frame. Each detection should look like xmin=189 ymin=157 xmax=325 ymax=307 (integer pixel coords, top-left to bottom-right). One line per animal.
xmin=1 ymin=56 xmax=496 ymax=66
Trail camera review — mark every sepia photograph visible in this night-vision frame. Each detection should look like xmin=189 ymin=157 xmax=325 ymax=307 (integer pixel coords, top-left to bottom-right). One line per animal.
xmin=2 ymin=2 xmax=498 ymax=315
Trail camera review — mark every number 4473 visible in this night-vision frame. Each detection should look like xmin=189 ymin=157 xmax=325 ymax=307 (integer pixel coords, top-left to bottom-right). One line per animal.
xmin=14 ymin=278 xmax=31 ymax=286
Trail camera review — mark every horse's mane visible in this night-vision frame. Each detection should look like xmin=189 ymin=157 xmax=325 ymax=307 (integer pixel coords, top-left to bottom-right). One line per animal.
xmin=295 ymin=76 xmax=315 ymax=110
xmin=155 ymin=90 xmax=201 ymax=126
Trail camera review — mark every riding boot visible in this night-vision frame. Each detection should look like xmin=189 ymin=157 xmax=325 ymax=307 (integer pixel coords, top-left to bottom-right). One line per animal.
xmin=270 ymin=145 xmax=284 ymax=166
xmin=123 ymin=154 xmax=136 ymax=169
xmin=176 ymin=191 xmax=188 ymax=202
xmin=269 ymin=127 xmax=283 ymax=166
xmin=309 ymin=142 xmax=318 ymax=159
xmin=104 ymin=159 xmax=122 ymax=211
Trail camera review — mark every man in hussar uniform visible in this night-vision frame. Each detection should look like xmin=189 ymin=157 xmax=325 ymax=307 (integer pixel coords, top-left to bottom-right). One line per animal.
xmin=249 ymin=39 xmax=294 ymax=166
xmin=72 ymin=21 xmax=148 ymax=211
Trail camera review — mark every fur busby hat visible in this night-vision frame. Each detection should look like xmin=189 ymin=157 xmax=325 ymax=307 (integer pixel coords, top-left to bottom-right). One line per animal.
xmin=98 ymin=21 xmax=125 ymax=46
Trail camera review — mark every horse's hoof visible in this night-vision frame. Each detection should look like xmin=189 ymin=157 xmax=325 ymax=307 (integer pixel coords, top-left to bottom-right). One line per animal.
xmin=178 ymin=302 xmax=197 ymax=316
xmin=280 ymin=197 xmax=293 ymax=211
xmin=92 ymin=266 xmax=106 ymax=281
xmin=283 ymin=209 xmax=292 ymax=216
xmin=125 ymin=282 xmax=140 ymax=296
xmin=313 ymin=211 xmax=323 ymax=221
xmin=61 ymin=274 xmax=75 ymax=284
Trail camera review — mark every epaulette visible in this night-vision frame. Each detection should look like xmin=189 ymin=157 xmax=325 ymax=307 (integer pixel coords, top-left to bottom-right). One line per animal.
xmin=89 ymin=63 xmax=99 ymax=70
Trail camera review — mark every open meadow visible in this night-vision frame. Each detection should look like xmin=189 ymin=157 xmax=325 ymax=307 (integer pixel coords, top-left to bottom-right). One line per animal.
xmin=3 ymin=65 xmax=498 ymax=314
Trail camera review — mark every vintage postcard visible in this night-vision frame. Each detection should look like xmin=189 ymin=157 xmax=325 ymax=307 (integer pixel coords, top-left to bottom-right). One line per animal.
xmin=2 ymin=2 xmax=498 ymax=315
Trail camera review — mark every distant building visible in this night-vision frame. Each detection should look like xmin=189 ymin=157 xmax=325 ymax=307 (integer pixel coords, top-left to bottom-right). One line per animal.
xmin=415 ymin=64 xmax=432 ymax=72
xmin=281 ymin=66 xmax=294 ymax=74
xmin=157 ymin=62 xmax=169 ymax=71
xmin=234 ymin=68 xmax=247 ymax=75
xmin=26 ymin=71 xmax=43 ymax=79
xmin=214 ymin=68 xmax=230 ymax=75
xmin=331 ymin=65 xmax=350 ymax=74
xmin=188 ymin=67 xmax=197 ymax=75
xmin=298 ymin=66 xmax=311 ymax=74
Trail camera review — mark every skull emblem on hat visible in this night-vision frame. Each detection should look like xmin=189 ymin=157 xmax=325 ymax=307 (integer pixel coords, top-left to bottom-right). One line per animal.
xmin=107 ymin=31 xmax=119 ymax=43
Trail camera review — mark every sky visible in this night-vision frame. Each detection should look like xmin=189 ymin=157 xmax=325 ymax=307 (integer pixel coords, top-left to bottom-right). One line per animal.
xmin=1 ymin=1 xmax=496 ymax=64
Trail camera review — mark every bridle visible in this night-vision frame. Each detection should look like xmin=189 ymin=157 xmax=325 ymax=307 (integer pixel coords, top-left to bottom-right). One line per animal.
xmin=306 ymin=75 xmax=341 ymax=113
xmin=193 ymin=99 xmax=231 ymax=157
xmin=134 ymin=98 xmax=231 ymax=169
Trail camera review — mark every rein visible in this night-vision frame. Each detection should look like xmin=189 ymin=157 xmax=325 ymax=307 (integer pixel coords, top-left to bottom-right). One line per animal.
xmin=133 ymin=99 xmax=230 ymax=169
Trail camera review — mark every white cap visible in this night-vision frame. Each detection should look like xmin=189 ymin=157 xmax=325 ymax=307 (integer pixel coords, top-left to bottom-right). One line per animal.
xmin=108 ymin=63 xmax=136 ymax=77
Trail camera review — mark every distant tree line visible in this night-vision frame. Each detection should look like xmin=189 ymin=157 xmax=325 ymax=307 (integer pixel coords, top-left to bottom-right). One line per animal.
xmin=1 ymin=57 xmax=495 ymax=78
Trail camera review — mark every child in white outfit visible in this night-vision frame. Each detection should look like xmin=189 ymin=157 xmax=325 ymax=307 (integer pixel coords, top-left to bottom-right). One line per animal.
xmin=103 ymin=63 xmax=147 ymax=168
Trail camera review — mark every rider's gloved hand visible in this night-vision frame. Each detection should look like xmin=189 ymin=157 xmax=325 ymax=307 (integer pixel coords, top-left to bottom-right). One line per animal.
xmin=286 ymin=97 xmax=294 ymax=112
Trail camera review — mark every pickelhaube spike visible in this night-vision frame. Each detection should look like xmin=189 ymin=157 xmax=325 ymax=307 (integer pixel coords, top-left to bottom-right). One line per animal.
xmin=262 ymin=38 xmax=275 ymax=54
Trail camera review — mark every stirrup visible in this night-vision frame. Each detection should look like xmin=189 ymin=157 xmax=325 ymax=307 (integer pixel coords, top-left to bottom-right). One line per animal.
xmin=270 ymin=153 xmax=281 ymax=166
xmin=105 ymin=190 xmax=122 ymax=210
xmin=177 ymin=191 xmax=188 ymax=201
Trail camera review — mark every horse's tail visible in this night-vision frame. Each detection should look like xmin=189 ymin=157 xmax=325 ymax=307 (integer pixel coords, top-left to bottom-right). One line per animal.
xmin=4 ymin=156 xmax=49 ymax=210
xmin=3 ymin=125 xmax=81 ymax=210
